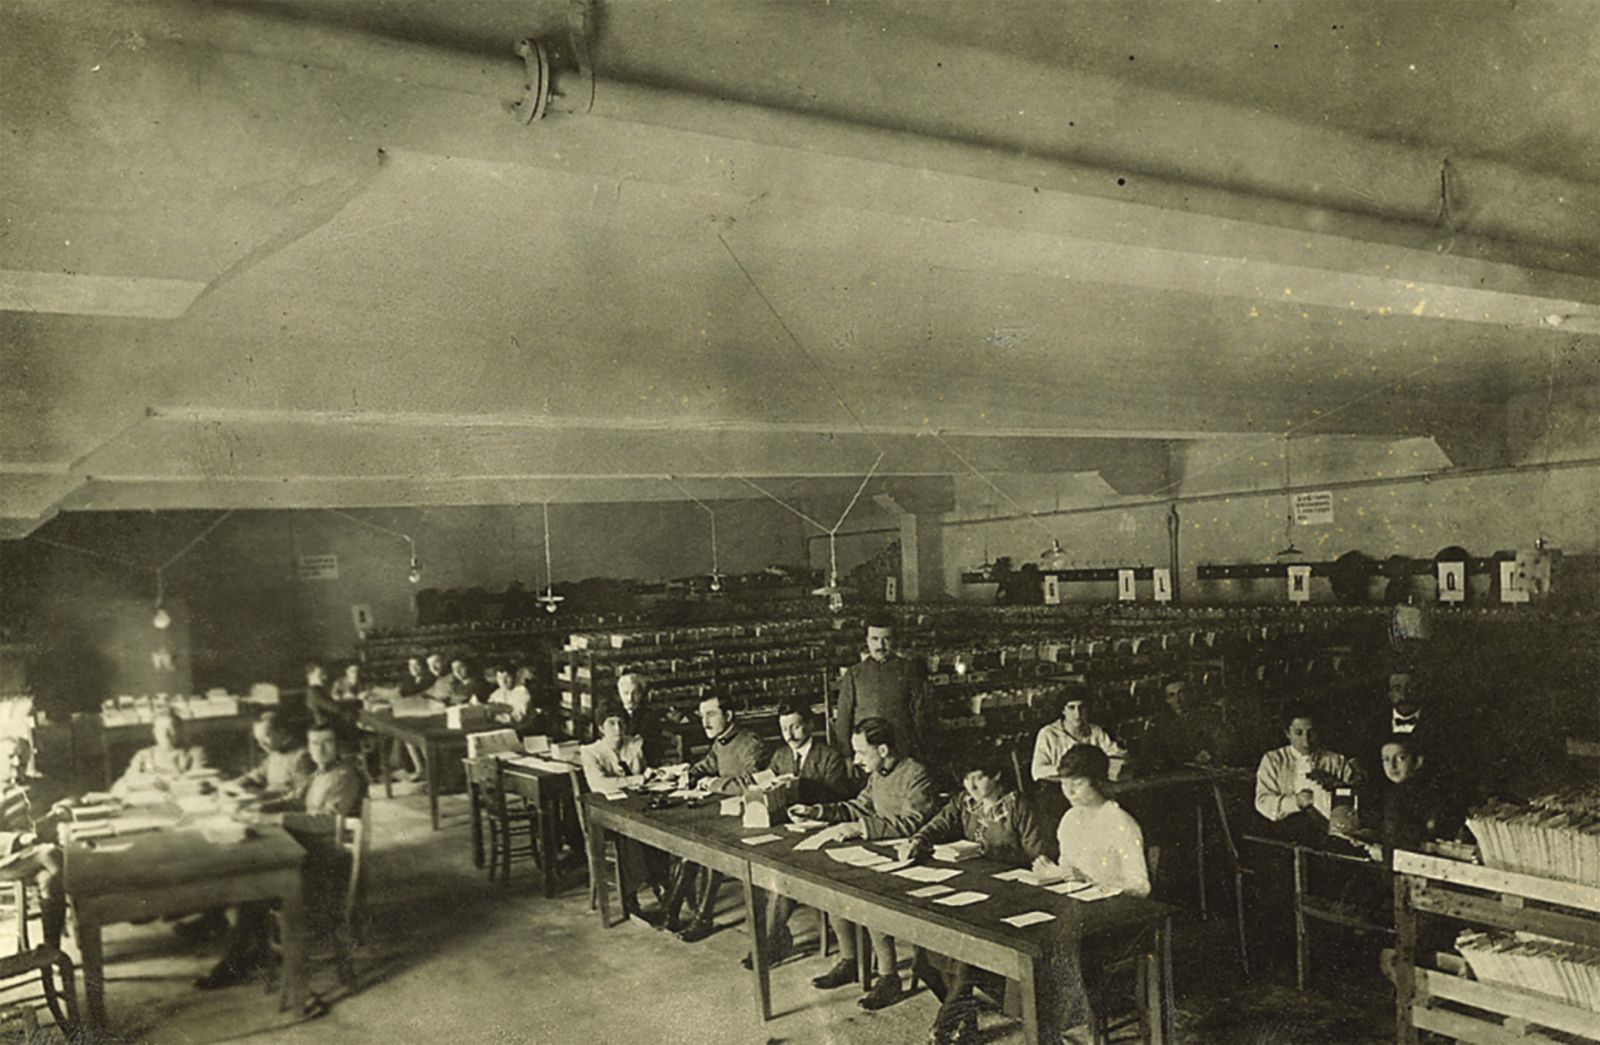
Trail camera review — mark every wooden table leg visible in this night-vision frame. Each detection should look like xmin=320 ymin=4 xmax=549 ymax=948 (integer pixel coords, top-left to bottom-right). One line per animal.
xmin=1395 ymin=874 xmax=1418 ymax=1045
xmin=279 ymin=885 xmax=308 ymax=1013
xmin=383 ymin=736 xmax=394 ymax=800
xmin=1196 ymin=799 xmax=1209 ymax=919
xmin=1019 ymin=954 xmax=1040 ymax=1045
xmin=1294 ymin=846 xmax=1309 ymax=991
xmin=1162 ymin=914 xmax=1175 ymax=1045
xmin=1141 ymin=917 xmax=1173 ymax=1045
xmin=741 ymin=863 xmax=772 ymax=1021
xmin=541 ymin=789 xmax=562 ymax=899
xmin=468 ymin=777 xmax=484 ymax=869
xmin=77 ymin=917 xmax=106 ymax=1037
xmin=426 ymin=738 xmax=442 ymax=830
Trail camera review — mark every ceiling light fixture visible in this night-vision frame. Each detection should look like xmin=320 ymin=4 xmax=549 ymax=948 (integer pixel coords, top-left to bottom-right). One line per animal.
xmin=326 ymin=510 xmax=420 ymax=585
xmin=537 ymin=502 xmax=565 ymax=614
xmin=152 ymin=568 xmax=172 ymax=630
xmin=665 ymin=477 xmax=725 ymax=595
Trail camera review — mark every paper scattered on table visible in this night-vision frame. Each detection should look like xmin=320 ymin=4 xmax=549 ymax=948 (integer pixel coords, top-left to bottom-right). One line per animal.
xmin=742 ymin=834 xmax=783 ymax=846
xmin=934 ymin=890 xmax=990 ymax=907
xmin=787 ymin=817 xmax=825 ymax=830
xmin=1002 ymin=911 xmax=1057 ymax=928
xmin=895 ymin=865 xmax=963 ymax=883
xmin=931 ymin=840 xmax=983 ymax=863
xmin=907 ymin=884 xmax=955 ymax=899
xmin=869 ymin=858 xmax=915 ymax=873
xmin=603 ymin=791 xmax=628 ymax=801
xmin=992 ymin=868 xmax=1048 ymax=885
xmin=792 ymin=831 xmax=833 ymax=852
xmin=1047 ymin=880 xmax=1122 ymax=900
xmin=871 ymin=837 xmax=910 ymax=850
xmin=719 ymin=797 xmax=743 ymax=816
xmin=825 ymin=846 xmax=886 ymax=866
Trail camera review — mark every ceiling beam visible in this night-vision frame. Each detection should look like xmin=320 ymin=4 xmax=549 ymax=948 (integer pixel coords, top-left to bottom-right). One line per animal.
xmin=0 ymin=270 xmax=208 ymax=319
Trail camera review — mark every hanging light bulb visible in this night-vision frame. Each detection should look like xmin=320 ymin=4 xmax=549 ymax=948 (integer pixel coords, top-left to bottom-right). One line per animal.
xmin=408 ymin=557 xmax=423 ymax=584
xmin=153 ymin=606 xmax=172 ymax=630
xmin=811 ymin=533 xmax=855 ymax=609
xmin=1041 ymin=538 xmax=1067 ymax=569
xmin=152 ymin=568 xmax=171 ymax=629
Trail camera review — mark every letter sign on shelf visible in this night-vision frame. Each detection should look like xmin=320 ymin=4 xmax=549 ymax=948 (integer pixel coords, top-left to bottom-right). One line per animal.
xmin=1117 ymin=569 xmax=1136 ymax=602
xmin=1499 ymin=560 xmax=1530 ymax=603
xmin=1043 ymin=573 xmax=1061 ymax=605
xmin=1287 ymin=565 xmax=1312 ymax=603
xmin=1152 ymin=568 xmax=1172 ymax=603
xmin=884 ymin=576 xmax=898 ymax=604
xmin=1436 ymin=562 xmax=1465 ymax=603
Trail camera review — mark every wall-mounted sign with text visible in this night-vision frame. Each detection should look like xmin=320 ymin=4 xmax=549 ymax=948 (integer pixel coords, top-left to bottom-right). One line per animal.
xmin=1117 ymin=569 xmax=1137 ymax=601
xmin=1152 ymin=568 xmax=1173 ymax=603
xmin=1292 ymin=491 xmax=1335 ymax=526
xmin=298 ymin=554 xmax=339 ymax=581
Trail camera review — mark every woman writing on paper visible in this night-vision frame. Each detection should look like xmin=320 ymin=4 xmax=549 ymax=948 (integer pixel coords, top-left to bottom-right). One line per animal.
xmin=112 ymin=709 xmax=209 ymax=796
xmin=898 ymin=754 xmax=1048 ymax=1045
xmin=1030 ymin=744 xmax=1151 ymax=1045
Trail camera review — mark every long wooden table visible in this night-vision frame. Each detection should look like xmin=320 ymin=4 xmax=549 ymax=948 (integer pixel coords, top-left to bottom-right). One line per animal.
xmin=585 ymin=794 xmax=1176 ymax=1044
xmin=463 ymin=757 xmax=576 ymax=897
xmin=359 ymin=710 xmax=504 ymax=829
xmin=62 ymin=802 xmax=308 ymax=1037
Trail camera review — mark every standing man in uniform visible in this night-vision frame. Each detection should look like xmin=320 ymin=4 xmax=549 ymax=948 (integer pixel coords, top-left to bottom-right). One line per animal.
xmin=834 ymin=612 xmax=928 ymax=761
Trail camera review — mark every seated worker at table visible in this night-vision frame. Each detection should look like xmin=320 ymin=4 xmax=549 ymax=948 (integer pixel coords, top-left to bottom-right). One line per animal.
xmin=796 ymin=717 xmax=941 ymax=1013
xmin=112 ymin=709 xmax=209 ymax=796
xmin=304 ymin=660 xmax=364 ymax=751
xmin=900 ymin=754 xmax=1048 ymax=1044
xmin=1358 ymin=733 xmax=1460 ymax=863
xmin=580 ymin=700 xmax=671 ymax=921
xmin=1254 ymin=707 xmax=1364 ymax=840
xmin=429 ymin=657 xmax=485 ymax=705
xmin=0 ymin=736 xmax=68 ymax=948
xmin=618 ymin=671 xmax=677 ymax=766
xmin=1140 ymin=680 xmax=1220 ymax=769
xmin=198 ymin=723 xmax=367 ymax=990
xmin=481 ymin=663 xmax=535 ymax=729
xmin=233 ymin=711 xmax=315 ymax=798
xmin=741 ymin=702 xmax=854 ymax=970
xmin=659 ymin=693 xmax=768 ymax=942
xmin=1031 ymin=694 xmax=1127 ymax=783
xmin=330 ymin=661 xmax=367 ymax=703
xmin=398 ymin=655 xmax=433 ymax=696
xmin=1030 ymin=744 xmax=1152 ymax=1042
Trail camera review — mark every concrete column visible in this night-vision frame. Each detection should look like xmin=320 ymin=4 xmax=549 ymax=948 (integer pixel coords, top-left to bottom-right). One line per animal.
xmin=898 ymin=513 xmax=945 ymax=604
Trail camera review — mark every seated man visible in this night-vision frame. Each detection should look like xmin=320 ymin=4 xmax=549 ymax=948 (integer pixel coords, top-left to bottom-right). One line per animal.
xmin=481 ymin=663 xmax=534 ymax=729
xmin=1031 ymin=694 xmax=1126 ymax=782
xmin=198 ymin=723 xmax=366 ymax=989
xmin=795 ymin=717 xmax=941 ymax=1013
xmin=1254 ymin=706 xmax=1364 ymax=840
xmin=1140 ymin=681 xmax=1220 ymax=770
xmin=618 ymin=671 xmax=676 ymax=766
xmin=233 ymin=711 xmax=315 ymax=798
xmin=660 ymin=693 xmax=767 ymax=942
xmin=429 ymin=657 xmax=483 ymax=705
xmin=397 ymin=655 xmax=433 ymax=697
xmin=743 ymin=702 xmax=854 ymax=969
xmin=1361 ymin=733 xmax=1460 ymax=863
xmin=112 ymin=709 xmax=208 ymax=796
xmin=580 ymin=700 xmax=669 ymax=920
xmin=330 ymin=661 xmax=366 ymax=703
xmin=0 ymin=736 xmax=67 ymax=948
xmin=902 ymin=754 xmax=1048 ymax=1044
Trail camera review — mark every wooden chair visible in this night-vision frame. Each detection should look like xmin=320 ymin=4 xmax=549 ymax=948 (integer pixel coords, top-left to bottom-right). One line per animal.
xmin=1087 ymin=846 xmax=1161 ymax=1045
xmin=0 ymin=878 xmax=79 ymax=1040
xmin=332 ymin=797 xmax=372 ymax=988
xmin=471 ymin=757 xmax=539 ymax=886
xmin=566 ymin=768 xmax=624 ymax=925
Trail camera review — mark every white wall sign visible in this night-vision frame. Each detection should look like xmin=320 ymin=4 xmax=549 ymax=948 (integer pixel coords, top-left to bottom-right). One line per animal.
xmin=351 ymin=604 xmax=374 ymax=634
xmin=1292 ymin=491 xmax=1335 ymax=526
xmin=1287 ymin=565 xmax=1312 ymax=603
xmin=1116 ymin=569 xmax=1136 ymax=601
xmin=1499 ymin=560 xmax=1530 ymax=603
xmin=884 ymin=577 xmax=898 ymax=604
xmin=1436 ymin=562 xmax=1465 ymax=603
xmin=1152 ymin=568 xmax=1173 ymax=603
xmin=298 ymin=554 xmax=339 ymax=581
xmin=1042 ymin=573 xmax=1061 ymax=605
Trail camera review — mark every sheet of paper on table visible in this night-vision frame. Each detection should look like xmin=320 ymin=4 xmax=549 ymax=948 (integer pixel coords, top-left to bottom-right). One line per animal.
xmin=870 ymin=837 xmax=910 ymax=850
xmin=741 ymin=834 xmax=783 ymax=845
xmin=895 ymin=865 xmax=963 ymax=883
xmin=868 ymin=858 xmax=915 ymax=873
xmin=1047 ymin=880 xmax=1122 ymax=900
xmin=907 ymin=884 xmax=955 ymax=899
xmin=792 ymin=831 xmax=833 ymax=852
xmin=1002 ymin=911 xmax=1057 ymax=928
xmin=719 ymin=797 xmax=743 ymax=816
xmin=934 ymin=890 xmax=990 ymax=907
xmin=785 ymin=819 xmax=825 ymax=833
xmin=824 ymin=846 xmax=879 ymax=865
xmin=603 ymin=791 xmax=629 ymax=801
xmin=992 ymin=868 xmax=1048 ymax=885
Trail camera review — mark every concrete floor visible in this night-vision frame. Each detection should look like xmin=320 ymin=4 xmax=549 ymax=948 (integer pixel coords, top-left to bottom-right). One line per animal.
xmin=13 ymin=791 xmax=1397 ymax=1044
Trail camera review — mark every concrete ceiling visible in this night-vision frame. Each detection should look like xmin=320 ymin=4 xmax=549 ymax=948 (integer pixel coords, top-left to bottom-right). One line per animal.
xmin=2 ymin=0 xmax=1598 ymax=537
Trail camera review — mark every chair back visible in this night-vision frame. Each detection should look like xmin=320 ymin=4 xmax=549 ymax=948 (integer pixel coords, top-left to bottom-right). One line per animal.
xmin=338 ymin=797 xmax=372 ymax=917
xmin=567 ymin=765 xmax=594 ymax=841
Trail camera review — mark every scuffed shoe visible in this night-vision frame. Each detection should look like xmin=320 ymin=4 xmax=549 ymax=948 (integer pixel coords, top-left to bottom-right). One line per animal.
xmin=811 ymin=958 xmax=857 ymax=990
xmin=858 ymin=974 xmax=903 ymax=1011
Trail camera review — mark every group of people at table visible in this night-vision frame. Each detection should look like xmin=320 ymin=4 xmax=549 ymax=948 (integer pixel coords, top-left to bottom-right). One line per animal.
xmin=573 ymin=613 xmax=1465 ymax=1045
xmin=1 ymin=705 xmax=368 ymax=998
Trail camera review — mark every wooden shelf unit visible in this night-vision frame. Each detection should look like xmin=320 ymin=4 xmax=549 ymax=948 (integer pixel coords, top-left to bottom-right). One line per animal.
xmin=1394 ymin=849 xmax=1600 ymax=1045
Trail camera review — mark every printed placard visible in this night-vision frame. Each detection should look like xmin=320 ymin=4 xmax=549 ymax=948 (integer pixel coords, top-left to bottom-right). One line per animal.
xmin=1436 ymin=562 xmax=1465 ymax=603
xmin=1042 ymin=573 xmax=1061 ymax=605
xmin=1292 ymin=491 xmax=1334 ymax=526
xmin=1287 ymin=565 xmax=1312 ymax=603
xmin=1116 ymin=569 xmax=1136 ymax=601
xmin=1152 ymin=568 xmax=1172 ymax=603
xmin=884 ymin=576 xmax=898 ymax=604
xmin=298 ymin=554 xmax=339 ymax=581
xmin=351 ymin=604 xmax=374 ymax=634
xmin=1499 ymin=560 xmax=1530 ymax=603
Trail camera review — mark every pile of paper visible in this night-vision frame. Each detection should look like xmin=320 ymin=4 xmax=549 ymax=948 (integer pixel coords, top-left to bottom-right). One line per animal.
xmin=1468 ymin=784 xmax=1600 ymax=886
xmin=931 ymin=840 xmax=982 ymax=863
xmin=1456 ymin=930 xmax=1600 ymax=1013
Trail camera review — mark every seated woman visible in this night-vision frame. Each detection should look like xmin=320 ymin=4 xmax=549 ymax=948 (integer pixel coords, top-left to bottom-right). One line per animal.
xmin=1254 ymin=706 xmax=1364 ymax=843
xmin=234 ymin=711 xmax=315 ymax=799
xmin=899 ymin=755 xmax=1048 ymax=1045
xmin=1031 ymin=745 xmax=1152 ymax=1043
xmin=482 ymin=664 xmax=536 ymax=730
xmin=0 ymin=736 xmax=68 ymax=948
xmin=580 ymin=700 xmax=669 ymax=921
xmin=112 ymin=709 xmax=208 ymax=796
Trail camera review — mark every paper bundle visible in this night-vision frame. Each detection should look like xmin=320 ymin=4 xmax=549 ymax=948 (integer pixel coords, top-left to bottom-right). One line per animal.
xmin=1467 ymin=784 xmax=1600 ymax=886
xmin=1456 ymin=930 xmax=1600 ymax=1013
xmin=932 ymin=840 xmax=983 ymax=863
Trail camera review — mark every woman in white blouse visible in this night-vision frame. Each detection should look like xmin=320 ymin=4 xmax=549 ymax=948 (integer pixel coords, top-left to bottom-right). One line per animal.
xmin=579 ymin=700 xmax=669 ymax=921
xmin=1030 ymin=744 xmax=1152 ymax=1043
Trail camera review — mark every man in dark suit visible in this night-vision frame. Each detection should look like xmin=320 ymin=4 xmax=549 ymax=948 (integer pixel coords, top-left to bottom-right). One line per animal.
xmin=834 ymin=611 xmax=928 ymax=759
xmin=741 ymin=702 xmax=857 ymax=970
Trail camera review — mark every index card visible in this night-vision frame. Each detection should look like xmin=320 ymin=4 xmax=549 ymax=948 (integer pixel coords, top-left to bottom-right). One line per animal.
xmin=1002 ymin=911 xmax=1057 ymax=928
xmin=907 ymin=884 xmax=954 ymax=899
xmin=895 ymin=865 xmax=963 ymax=883
xmin=934 ymin=891 xmax=990 ymax=907
xmin=741 ymin=834 xmax=782 ymax=845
